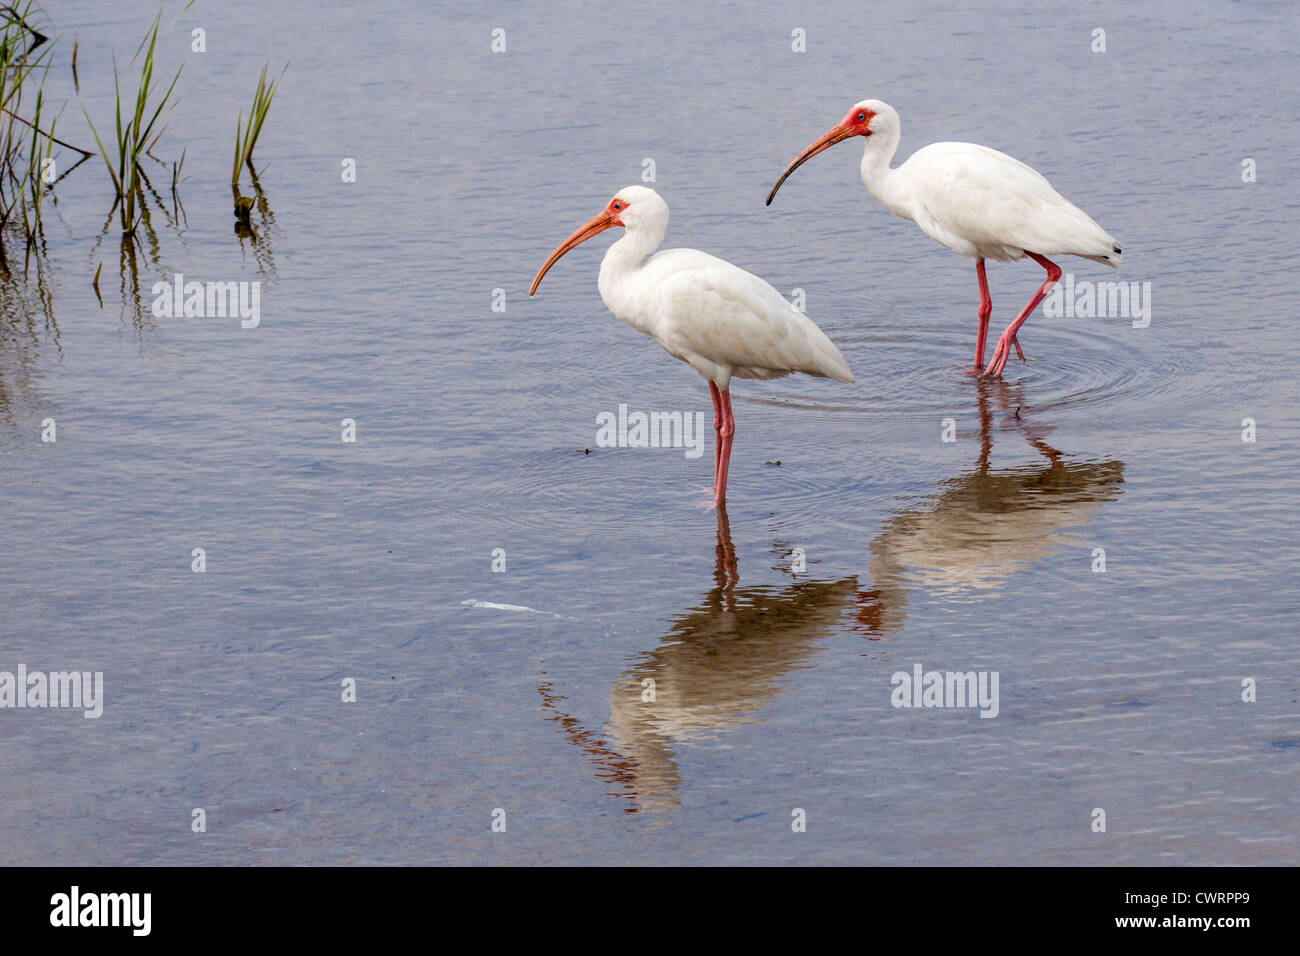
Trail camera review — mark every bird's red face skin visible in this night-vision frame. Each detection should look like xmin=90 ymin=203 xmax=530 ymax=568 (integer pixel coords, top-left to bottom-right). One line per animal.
xmin=766 ymin=105 xmax=876 ymax=206
xmin=842 ymin=105 xmax=876 ymax=136
xmin=607 ymin=196 xmax=629 ymax=225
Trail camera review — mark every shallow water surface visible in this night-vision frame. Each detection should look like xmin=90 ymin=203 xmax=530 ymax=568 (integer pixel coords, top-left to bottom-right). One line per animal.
xmin=0 ymin=0 xmax=1297 ymax=864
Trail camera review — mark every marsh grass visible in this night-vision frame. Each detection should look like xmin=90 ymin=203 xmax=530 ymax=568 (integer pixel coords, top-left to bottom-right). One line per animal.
xmin=1 ymin=0 xmax=278 ymax=306
xmin=82 ymin=10 xmax=182 ymax=233
xmin=169 ymin=145 xmax=185 ymax=220
xmin=0 ymin=2 xmax=45 ymax=53
xmin=232 ymin=62 xmax=284 ymax=186
xmin=0 ymin=1 xmax=55 ymax=252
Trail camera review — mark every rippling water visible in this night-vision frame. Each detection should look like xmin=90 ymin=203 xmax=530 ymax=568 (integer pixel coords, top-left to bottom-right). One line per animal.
xmin=1 ymin=0 xmax=1297 ymax=864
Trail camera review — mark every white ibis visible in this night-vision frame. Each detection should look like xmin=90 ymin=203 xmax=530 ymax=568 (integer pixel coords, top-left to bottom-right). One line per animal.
xmin=767 ymin=100 xmax=1122 ymax=377
xmin=529 ymin=185 xmax=854 ymax=507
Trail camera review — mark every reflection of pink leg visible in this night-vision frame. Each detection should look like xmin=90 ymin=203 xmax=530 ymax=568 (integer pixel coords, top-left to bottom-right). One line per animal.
xmin=714 ymin=388 xmax=735 ymax=506
xmin=972 ymin=259 xmax=991 ymax=374
xmin=985 ymin=252 xmax=1060 ymax=377
xmin=709 ymin=381 xmax=722 ymax=477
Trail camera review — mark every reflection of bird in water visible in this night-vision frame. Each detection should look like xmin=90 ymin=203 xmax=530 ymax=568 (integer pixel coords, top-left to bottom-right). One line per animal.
xmin=602 ymin=502 xmax=859 ymax=811
xmin=540 ymin=503 xmax=856 ymax=813
xmin=856 ymin=379 xmax=1124 ymax=634
xmin=539 ymin=380 xmax=1124 ymax=812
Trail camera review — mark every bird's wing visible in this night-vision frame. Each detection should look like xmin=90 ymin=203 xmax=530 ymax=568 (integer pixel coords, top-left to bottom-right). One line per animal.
xmin=907 ymin=142 xmax=1119 ymax=262
xmin=644 ymin=250 xmax=854 ymax=383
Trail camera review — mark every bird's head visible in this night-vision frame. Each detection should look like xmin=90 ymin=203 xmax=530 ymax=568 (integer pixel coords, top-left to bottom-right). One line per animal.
xmin=766 ymin=99 xmax=896 ymax=205
xmin=529 ymin=186 xmax=668 ymax=296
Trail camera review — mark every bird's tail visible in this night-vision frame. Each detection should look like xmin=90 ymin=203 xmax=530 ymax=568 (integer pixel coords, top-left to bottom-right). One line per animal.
xmin=824 ymin=356 xmax=854 ymax=384
xmin=813 ymin=340 xmax=854 ymax=384
xmin=1060 ymin=203 xmax=1122 ymax=267
xmin=1080 ymin=241 xmax=1122 ymax=268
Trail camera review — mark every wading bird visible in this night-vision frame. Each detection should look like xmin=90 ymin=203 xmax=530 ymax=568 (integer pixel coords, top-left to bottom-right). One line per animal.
xmin=767 ymin=100 xmax=1121 ymax=377
xmin=529 ymin=186 xmax=853 ymax=507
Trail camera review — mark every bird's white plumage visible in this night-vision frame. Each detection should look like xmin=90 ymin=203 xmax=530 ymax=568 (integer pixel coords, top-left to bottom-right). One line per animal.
xmin=596 ymin=186 xmax=853 ymax=389
xmin=532 ymin=185 xmax=852 ymax=506
xmin=854 ymin=101 xmax=1121 ymax=266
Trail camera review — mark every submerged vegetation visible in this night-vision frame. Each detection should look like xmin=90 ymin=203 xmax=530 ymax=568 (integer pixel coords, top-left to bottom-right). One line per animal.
xmin=82 ymin=10 xmax=183 ymax=233
xmin=230 ymin=63 xmax=284 ymax=274
xmin=232 ymin=62 xmax=283 ymax=187
xmin=0 ymin=0 xmax=286 ymax=416
xmin=0 ymin=1 xmax=55 ymax=255
xmin=0 ymin=1 xmax=286 ymax=268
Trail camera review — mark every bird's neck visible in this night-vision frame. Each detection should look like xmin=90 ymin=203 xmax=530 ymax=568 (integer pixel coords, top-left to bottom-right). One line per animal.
xmin=598 ymin=228 xmax=661 ymax=304
xmin=859 ymin=128 xmax=908 ymax=217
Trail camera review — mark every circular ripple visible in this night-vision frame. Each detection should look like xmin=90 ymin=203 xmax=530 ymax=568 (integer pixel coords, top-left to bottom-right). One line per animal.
xmin=735 ymin=287 xmax=1246 ymax=422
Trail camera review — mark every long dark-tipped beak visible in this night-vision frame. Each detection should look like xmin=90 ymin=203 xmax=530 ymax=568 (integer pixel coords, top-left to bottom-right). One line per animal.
xmin=529 ymin=209 xmax=619 ymax=295
xmin=766 ymin=123 xmax=860 ymax=206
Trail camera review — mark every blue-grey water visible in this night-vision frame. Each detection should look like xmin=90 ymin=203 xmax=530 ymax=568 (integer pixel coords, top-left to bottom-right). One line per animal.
xmin=1 ymin=0 xmax=1297 ymax=864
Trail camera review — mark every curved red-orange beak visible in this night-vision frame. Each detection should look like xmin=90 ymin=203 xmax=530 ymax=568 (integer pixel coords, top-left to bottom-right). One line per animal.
xmin=529 ymin=208 xmax=621 ymax=296
xmin=766 ymin=121 xmax=863 ymax=206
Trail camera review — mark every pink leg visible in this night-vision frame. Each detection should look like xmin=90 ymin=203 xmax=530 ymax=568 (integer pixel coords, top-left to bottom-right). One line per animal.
xmin=714 ymin=388 xmax=735 ymax=506
xmin=708 ymin=381 xmax=722 ymax=476
xmin=984 ymin=252 xmax=1061 ymax=377
xmin=972 ymin=259 xmax=991 ymax=374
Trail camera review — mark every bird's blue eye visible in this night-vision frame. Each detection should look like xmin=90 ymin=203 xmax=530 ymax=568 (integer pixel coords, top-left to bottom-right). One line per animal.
xmin=614 ymin=203 xmax=621 ymax=209
xmin=857 ymin=113 xmax=866 ymax=122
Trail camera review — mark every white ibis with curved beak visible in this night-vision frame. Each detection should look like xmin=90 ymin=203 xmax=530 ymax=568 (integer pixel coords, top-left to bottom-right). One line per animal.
xmin=767 ymin=100 xmax=1122 ymax=377
xmin=529 ymin=186 xmax=854 ymax=507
